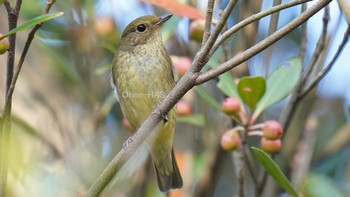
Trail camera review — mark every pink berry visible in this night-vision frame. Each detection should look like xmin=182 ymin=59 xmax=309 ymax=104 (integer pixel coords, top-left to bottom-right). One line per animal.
xmin=261 ymin=138 xmax=282 ymax=154
xmin=177 ymin=100 xmax=193 ymax=116
xmin=221 ymin=97 xmax=241 ymax=115
xmin=220 ymin=129 xmax=241 ymax=151
xmin=262 ymin=120 xmax=283 ymax=140
xmin=171 ymin=56 xmax=192 ymax=77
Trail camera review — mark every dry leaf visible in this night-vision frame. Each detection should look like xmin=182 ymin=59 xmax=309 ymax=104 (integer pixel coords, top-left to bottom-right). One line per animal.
xmin=141 ymin=0 xmax=205 ymax=20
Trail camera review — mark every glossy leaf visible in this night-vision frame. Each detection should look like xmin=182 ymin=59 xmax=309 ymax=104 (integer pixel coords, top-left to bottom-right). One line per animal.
xmin=217 ymin=72 xmax=241 ymax=101
xmin=0 ymin=12 xmax=64 ymax=40
xmin=177 ymin=114 xmax=205 ymax=127
xmin=253 ymin=57 xmax=302 ymax=119
xmin=141 ymin=0 xmax=204 ymax=19
xmin=237 ymin=76 xmax=266 ymax=112
xmin=194 ymin=86 xmax=222 ymax=111
xmin=252 ymin=147 xmax=299 ymax=197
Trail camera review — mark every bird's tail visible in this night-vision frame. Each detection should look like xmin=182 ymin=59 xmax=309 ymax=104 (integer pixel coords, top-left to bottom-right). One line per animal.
xmin=154 ymin=149 xmax=183 ymax=192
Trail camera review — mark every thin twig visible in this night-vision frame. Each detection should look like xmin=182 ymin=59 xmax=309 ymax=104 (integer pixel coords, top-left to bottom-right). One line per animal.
xmin=262 ymin=0 xmax=282 ymax=76
xmin=290 ymin=116 xmax=318 ymax=191
xmin=4 ymin=0 xmax=21 ymax=97
xmin=208 ymin=0 xmax=312 ymax=59
xmin=196 ymin=0 xmax=330 ymax=85
xmin=192 ymin=0 xmax=238 ymax=72
xmin=301 ymin=6 xmax=330 ymax=88
xmin=242 ymin=146 xmax=258 ymax=185
xmin=299 ymin=3 xmax=308 ymax=61
xmin=219 ymin=9 xmax=230 ymax=62
xmin=0 ymin=1 xmax=22 ymax=195
xmin=233 ymin=147 xmax=245 ymax=197
xmin=3 ymin=0 xmax=12 ymax=11
xmin=4 ymin=0 xmax=56 ymax=113
xmin=279 ymin=5 xmax=330 ymax=131
xmin=256 ymin=169 xmax=268 ymax=196
xmin=300 ymin=26 xmax=350 ymax=98
xmin=201 ymin=0 xmax=216 ymax=47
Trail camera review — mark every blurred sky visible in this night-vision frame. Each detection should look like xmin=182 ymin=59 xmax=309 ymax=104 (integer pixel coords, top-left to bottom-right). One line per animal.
xmin=96 ymin=0 xmax=350 ymax=107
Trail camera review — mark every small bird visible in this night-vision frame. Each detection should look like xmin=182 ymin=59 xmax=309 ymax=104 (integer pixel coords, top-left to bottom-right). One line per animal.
xmin=111 ymin=15 xmax=183 ymax=192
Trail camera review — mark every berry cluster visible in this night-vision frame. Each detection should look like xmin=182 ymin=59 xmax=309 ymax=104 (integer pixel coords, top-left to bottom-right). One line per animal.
xmin=220 ymin=97 xmax=283 ymax=154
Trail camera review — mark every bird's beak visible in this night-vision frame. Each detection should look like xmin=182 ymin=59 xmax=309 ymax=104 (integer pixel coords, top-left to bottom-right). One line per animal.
xmin=155 ymin=14 xmax=173 ymax=27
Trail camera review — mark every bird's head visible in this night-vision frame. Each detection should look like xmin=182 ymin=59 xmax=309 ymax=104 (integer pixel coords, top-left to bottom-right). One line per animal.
xmin=120 ymin=14 xmax=172 ymax=47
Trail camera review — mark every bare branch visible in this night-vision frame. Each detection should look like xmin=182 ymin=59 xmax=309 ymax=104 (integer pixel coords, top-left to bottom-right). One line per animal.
xmin=208 ymin=0 xmax=312 ymax=59
xmin=262 ymin=0 xmax=282 ymax=75
xmin=301 ymin=6 xmax=330 ymax=88
xmin=14 ymin=0 xmax=22 ymax=13
xmin=299 ymin=3 xmax=308 ymax=61
xmin=300 ymin=26 xmax=350 ymax=98
xmin=196 ymin=0 xmax=330 ymax=85
xmin=192 ymin=0 xmax=238 ymax=72
xmin=3 ymin=0 xmax=57 ymax=114
xmin=279 ymin=6 xmax=330 ymax=133
xmin=201 ymin=0 xmax=215 ymax=47
xmin=3 ymin=1 xmax=12 ymax=11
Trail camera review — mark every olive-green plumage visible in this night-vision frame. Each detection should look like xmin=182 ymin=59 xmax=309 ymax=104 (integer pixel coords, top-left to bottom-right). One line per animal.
xmin=111 ymin=15 xmax=182 ymax=192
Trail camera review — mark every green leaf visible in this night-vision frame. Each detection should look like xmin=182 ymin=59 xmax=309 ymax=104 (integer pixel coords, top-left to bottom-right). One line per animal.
xmin=177 ymin=114 xmax=205 ymax=127
xmin=237 ymin=76 xmax=266 ymax=112
xmin=194 ymin=86 xmax=222 ymax=111
xmin=252 ymin=147 xmax=299 ymax=197
xmin=301 ymin=173 xmax=346 ymax=197
xmin=253 ymin=57 xmax=302 ymax=118
xmin=217 ymin=72 xmax=240 ymax=100
xmin=0 ymin=12 xmax=64 ymax=40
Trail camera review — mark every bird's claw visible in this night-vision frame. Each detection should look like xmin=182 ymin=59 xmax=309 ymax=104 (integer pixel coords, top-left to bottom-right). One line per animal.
xmin=153 ymin=102 xmax=169 ymax=122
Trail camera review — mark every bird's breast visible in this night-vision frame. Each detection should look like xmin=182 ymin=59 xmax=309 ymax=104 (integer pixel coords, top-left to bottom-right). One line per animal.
xmin=113 ymin=46 xmax=174 ymax=127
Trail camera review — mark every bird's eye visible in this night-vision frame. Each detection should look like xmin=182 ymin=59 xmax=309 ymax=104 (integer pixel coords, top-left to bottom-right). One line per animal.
xmin=136 ymin=24 xmax=147 ymax=32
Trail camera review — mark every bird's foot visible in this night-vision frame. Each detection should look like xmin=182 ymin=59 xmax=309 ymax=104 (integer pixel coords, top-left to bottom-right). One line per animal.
xmin=153 ymin=102 xmax=169 ymax=122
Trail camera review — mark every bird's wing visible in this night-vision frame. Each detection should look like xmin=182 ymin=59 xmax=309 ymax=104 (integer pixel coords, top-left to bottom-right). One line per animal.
xmin=171 ymin=60 xmax=179 ymax=84
xmin=109 ymin=72 xmax=119 ymax=102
